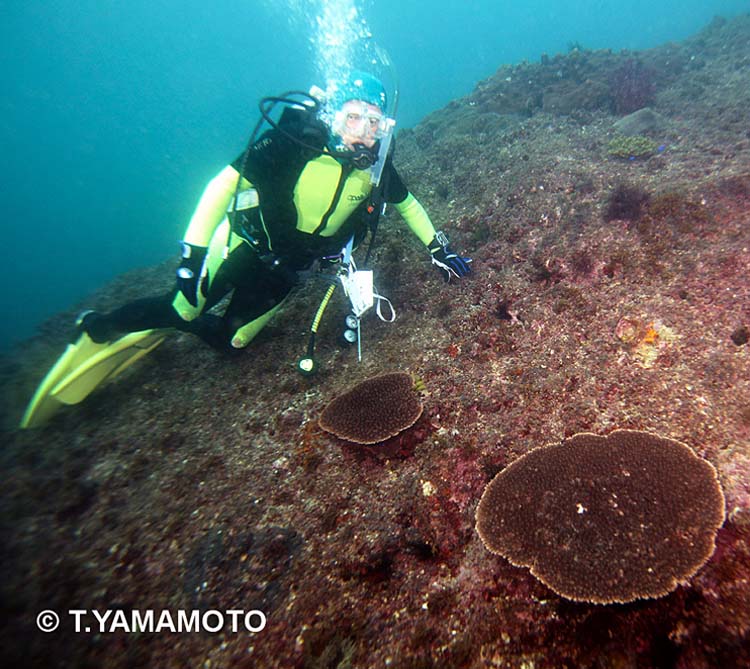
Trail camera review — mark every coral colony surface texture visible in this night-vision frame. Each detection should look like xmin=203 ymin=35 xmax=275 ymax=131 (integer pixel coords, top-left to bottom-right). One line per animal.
xmin=475 ymin=430 xmax=726 ymax=605
xmin=2 ymin=13 xmax=750 ymax=669
xmin=319 ymin=372 xmax=424 ymax=444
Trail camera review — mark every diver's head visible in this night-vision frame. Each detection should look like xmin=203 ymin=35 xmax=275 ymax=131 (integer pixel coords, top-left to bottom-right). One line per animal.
xmin=327 ymin=71 xmax=388 ymax=156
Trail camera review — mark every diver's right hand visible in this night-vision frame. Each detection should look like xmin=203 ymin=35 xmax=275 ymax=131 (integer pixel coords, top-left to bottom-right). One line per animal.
xmin=176 ymin=242 xmax=209 ymax=307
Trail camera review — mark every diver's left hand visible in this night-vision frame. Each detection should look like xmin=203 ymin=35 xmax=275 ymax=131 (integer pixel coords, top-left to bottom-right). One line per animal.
xmin=428 ymin=232 xmax=472 ymax=282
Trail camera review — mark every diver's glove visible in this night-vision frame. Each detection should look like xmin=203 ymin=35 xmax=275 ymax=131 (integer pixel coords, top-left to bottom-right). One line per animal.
xmin=176 ymin=241 xmax=209 ymax=307
xmin=428 ymin=232 xmax=472 ymax=282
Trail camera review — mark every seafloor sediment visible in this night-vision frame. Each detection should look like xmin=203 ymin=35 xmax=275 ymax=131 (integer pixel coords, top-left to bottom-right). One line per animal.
xmin=1 ymin=14 xmax=749 ymax=669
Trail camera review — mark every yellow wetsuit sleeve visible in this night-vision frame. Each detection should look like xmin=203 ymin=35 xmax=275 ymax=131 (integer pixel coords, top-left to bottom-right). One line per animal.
xmin=183 ymin=165 xmax=253 ymax=247
xmin=394 ymin=192 xmax=437 ymax=246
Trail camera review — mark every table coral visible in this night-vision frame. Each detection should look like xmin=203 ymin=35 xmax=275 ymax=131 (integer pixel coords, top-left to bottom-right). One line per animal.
xmin=476 ymin=430 xmax=726 ymax=604
xmin=318 ymin=371 xmax=423 ymax=444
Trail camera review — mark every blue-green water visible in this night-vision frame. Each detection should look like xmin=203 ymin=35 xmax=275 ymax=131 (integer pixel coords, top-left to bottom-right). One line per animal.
xmin=1 ymin=0 xmax=747 ymax=351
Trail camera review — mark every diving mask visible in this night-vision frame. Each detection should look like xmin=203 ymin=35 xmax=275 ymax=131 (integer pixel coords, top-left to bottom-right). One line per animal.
xmin=332 ymin=100 xmax=387 ymax=147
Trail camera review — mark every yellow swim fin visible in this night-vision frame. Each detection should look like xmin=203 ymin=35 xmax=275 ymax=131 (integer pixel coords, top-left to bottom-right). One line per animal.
xmin=20 ymin=329 xmax=167 ymax=429
xmin=20 ymin=333 xmax=109 ymax=429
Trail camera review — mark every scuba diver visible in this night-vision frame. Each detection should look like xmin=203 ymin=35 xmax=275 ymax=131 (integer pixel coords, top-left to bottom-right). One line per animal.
xmin=79 ymin=71 xmax=470 ymax=350
xmin=21 ymin=71 xmax=471 ymax=427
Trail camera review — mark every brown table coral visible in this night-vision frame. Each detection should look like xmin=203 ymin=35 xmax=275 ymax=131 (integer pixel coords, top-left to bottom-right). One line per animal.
xmin=318 ymin=372 xmax=423 ymax=444
xmin=476 ymin=429 xmax=726 ymax=604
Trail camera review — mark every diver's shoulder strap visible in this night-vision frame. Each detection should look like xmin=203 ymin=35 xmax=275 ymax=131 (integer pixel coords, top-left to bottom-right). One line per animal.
xmin=362 ymin=166 xmax=390 ymax=266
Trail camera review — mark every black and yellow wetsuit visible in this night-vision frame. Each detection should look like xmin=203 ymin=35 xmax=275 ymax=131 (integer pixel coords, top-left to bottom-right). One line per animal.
xmin=85 ymin=118 xmax=438 ymax=350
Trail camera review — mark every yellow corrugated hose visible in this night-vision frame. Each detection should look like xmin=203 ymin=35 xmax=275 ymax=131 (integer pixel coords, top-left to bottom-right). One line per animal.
xmin=311 ymin=283 xmax=336 ymax=334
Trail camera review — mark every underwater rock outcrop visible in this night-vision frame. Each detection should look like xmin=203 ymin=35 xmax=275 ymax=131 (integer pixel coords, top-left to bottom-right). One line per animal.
xmin=476 ymin=430 xmax=726 ymax=604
